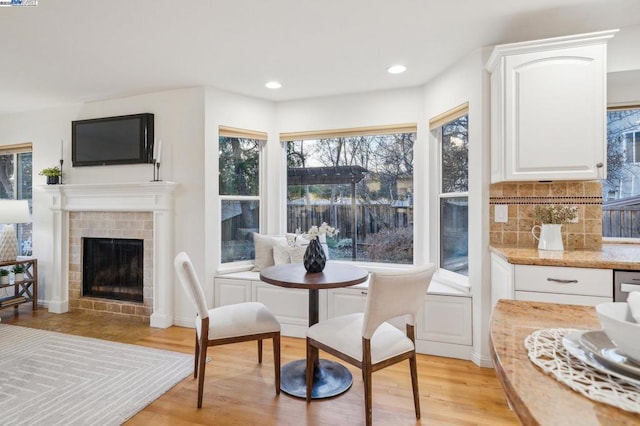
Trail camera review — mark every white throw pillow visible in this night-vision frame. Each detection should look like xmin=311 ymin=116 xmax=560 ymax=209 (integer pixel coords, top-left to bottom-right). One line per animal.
xmin=273 ymin=239 xmax=292 ymax=265
xmin=289 ymin=246 xmax=307 ymax=263
xmin=252 ymin=233 xmax=276 ymax=272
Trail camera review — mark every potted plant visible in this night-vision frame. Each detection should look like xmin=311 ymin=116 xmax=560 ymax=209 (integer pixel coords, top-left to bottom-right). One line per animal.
xmin=39 ymin=166 xmax=62 ymax=184
xmin=12 ymin=264 xmax=25 ymax=282
xmin=0 ymin=269 xmax=9 ymax=285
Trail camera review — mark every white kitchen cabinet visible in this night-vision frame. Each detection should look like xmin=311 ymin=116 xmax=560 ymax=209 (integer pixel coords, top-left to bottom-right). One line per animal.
xmin=486 ymin=30 xmax=617 ymax=182
xmin=490 ymin=256 xmax=613 ymax=307
xmin=490 ymin=252 xmax=514 ymax=310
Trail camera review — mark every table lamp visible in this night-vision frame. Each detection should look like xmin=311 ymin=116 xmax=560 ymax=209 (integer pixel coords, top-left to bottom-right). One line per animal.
xmin=0 ymin=200 xmax=30 ymax=262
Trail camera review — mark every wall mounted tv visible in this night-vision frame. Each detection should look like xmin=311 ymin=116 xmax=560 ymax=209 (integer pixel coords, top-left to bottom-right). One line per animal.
xmin=72 ymin=113 xmax=154 ymax=167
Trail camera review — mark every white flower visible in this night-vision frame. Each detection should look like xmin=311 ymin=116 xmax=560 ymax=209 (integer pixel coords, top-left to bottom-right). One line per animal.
xmin=296 ymin=222 xmax=339 ymax=241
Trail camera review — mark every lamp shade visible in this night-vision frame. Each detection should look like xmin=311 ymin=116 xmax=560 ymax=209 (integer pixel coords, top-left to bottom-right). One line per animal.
xmin=0 ymin=200 xmax=30 ymax=224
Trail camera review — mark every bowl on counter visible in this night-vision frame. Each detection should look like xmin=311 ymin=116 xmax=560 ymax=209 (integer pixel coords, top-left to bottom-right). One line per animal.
xmin=596 ymin=302 xmax=640 ymax=364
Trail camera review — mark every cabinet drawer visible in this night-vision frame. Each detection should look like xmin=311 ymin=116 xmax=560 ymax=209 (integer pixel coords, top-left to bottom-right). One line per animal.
xmin=515 ymin=291 xmax=611 ymax=306
xmin=514 ymin=265 xmax=612 ymax=297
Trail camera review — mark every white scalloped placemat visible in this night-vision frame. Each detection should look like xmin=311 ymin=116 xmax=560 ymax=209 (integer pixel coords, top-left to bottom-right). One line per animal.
xmin=524 ymin=328 xmax=640 ymax=414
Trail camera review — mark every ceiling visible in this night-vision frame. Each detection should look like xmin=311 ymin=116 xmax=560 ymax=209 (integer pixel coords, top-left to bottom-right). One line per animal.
xmin=1 ymin=0 xmax=639 ymax=115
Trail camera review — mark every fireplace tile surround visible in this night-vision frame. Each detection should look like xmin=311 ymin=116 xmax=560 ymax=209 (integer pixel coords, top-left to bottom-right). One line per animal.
xmin=41 ymin=182 xmax=177 ymax=328
xmin=69 ymin=212 xmax=153 ymax=321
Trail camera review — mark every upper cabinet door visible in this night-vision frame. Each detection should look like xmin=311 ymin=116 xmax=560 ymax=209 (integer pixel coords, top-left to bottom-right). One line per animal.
xmin=487 ymin=30 xmax=617 ymax=183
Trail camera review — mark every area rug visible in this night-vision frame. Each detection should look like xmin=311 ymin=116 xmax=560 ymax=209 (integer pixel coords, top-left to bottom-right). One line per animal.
xmin=0 ymin=324 xmax=193 ymax=426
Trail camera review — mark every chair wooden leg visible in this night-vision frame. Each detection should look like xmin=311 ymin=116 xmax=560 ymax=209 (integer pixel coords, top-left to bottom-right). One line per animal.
xmin=197 ymin=339 xmax=208 ymax=408
xmin=193 ymin=332 xmax=199 ymax=379
xmin=273 ymin=333 xmax=281 ymax=395
xmin=409 ymin=352 xmax=420 ymax=419
xmin=305 ymin=338 xmax=315 ymax=402
xmin=363 ymin=338 xmax=373 ymax=426
xmin=258 ymin=339 xmax=263 ymax=363
xmin=363 ymin=366 xmax=372 ymax=426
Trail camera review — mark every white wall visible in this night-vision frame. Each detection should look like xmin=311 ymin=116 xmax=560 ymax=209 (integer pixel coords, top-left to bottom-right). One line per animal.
xmin=190 ymin=87 xmax=276 ymax=325
xmin=423 ymin=48 xmax=492 ymax=367
xmin=0 ymin=87 xmax=206 ymax=322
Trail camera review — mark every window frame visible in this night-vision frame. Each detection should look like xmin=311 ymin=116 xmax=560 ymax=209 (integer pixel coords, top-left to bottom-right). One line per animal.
xmin=430 ymin=105 xmax=469 ymax=291
xmin=218 ymin=127 xmax=266 ymax=266
xmin=603 ymin=105 xmax=640 ymax=242
xmin=281 ymin=124 xmax=417 ymax=266
xmin=0 ymin=143 xmax=33 ymax=257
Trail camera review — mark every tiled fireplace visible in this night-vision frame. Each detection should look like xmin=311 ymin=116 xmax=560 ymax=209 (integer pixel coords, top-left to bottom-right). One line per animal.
xmin=42 ymin=182 xmax=177 ymax=328
xmin=68 ymin=211 xmax=153 ymax=321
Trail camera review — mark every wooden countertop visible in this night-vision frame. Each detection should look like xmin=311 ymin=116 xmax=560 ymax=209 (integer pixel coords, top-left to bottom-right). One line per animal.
xmin=490 ymin=243 xmax=640 ymax=270
xmin=490 ymin=300 xmax=640 ymax=425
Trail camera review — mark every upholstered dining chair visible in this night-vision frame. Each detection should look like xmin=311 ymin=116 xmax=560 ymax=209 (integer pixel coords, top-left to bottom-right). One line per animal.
xmin=305 ymin=264 xmax=436 ymax=425
xmin=173 ymin=252 xmax=281 ymax=408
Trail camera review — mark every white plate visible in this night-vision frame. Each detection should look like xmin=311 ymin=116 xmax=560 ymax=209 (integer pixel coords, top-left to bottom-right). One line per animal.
xmin=561 ymin=330 xmax=640 ymax=386
xmin=579 ymin=330 xmax=640 ymax=379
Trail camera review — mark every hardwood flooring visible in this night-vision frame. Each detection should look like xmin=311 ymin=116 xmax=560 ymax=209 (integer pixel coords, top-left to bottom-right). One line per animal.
xmin=1 ymin=305 xmax=518 ymax=425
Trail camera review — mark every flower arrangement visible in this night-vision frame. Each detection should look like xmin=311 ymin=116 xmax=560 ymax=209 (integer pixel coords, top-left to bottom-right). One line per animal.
xmin=296 ymin=222 xmax=339 ymax=241
xmin=532 ymin=205 xmax=577 ymax=224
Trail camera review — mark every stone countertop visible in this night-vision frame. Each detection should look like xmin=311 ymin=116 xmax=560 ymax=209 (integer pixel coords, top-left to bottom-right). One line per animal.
xmin=490 ymin=300 xmax=639 ymax=425
xmin=490 ymin=243 xmax=640 ymax=270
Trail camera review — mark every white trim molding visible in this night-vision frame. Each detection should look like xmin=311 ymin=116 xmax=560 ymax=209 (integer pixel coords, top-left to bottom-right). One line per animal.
xmin=39 ymin=182 xmax=178 ymax=328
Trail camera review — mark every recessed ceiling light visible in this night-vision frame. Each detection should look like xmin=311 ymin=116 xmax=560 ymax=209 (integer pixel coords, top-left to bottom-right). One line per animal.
xmin=387 ymin=65 xmax=407 ymax=74
xmin=265 ymin=81 xmax=282 ymax=89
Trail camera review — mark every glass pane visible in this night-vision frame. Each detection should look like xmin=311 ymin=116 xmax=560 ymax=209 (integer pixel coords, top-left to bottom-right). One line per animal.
xmin=0 ymin=152 xmax=32 ymax=256
xmin=440 ymin=197 xmax=468 ymax=276
xmin=286 ymin=133 xmax=414 ymax=264
xmin=218 ymin=137 xmax=260 ymax=196
xmin=221 ymin=200 xmax=260 ymax=263
xmin=604 ymin=108 xmax=640 ymax=237
xmin=441 ymin=115 xmax=469 ymax=193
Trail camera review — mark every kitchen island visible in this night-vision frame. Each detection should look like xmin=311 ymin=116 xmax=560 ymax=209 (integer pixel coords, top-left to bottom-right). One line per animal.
xmin=490 ymin=299 xmax=639 ymax=425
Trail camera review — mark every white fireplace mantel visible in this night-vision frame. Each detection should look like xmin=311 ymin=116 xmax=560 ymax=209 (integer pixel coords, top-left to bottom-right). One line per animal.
xmin=40 ymin=182 xmax=178 ymax=328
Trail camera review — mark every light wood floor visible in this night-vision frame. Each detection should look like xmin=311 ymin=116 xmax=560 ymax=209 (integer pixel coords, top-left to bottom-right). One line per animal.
xmin=1 ymin=306 xmax=518 ymax=425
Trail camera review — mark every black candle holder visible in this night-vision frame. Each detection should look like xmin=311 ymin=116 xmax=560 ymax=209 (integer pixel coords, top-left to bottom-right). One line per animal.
xmin=151 ymin=159 xmax=162 ymax=182
xmin=59 ymin=159 xmax=63 ymax=185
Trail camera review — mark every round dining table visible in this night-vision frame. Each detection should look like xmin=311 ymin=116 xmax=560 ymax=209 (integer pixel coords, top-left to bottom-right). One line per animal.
xmin=259 ymin=262 xmax=369 ymax=399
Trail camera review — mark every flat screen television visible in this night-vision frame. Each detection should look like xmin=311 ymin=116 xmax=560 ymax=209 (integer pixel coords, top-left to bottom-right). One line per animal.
xmin=72 ymin=113 xmax=154 ymax=167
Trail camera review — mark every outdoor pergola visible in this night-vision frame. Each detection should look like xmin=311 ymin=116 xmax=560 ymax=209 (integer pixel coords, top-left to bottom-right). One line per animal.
xmin=287 ymin=165 xmax=368 ymax=259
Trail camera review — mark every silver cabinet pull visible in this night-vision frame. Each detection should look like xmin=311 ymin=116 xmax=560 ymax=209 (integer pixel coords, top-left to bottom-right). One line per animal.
xmin=547 ymin=278 xmax=578 ymax=284
xmin=596 ymin=162 xmax=604 ymax=168
xmin=361 ymin=291 xmax=368 ymax=295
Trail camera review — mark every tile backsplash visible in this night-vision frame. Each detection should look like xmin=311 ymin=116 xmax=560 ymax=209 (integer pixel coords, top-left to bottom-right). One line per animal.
xmin=490 ymin=181 xmax=603 ymax=250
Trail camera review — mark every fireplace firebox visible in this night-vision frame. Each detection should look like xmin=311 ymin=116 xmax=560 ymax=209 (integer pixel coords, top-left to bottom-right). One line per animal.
xmin=82 ymin=237 xmax=144 ymax=303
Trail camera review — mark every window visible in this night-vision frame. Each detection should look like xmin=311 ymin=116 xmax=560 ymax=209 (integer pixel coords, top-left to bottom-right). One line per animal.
xmin=218 ymin=127 xmax=265 ymax=263
xmin=0 ymin=143 xmax=32 ymax=256
xmin=282 ymin=124 xmax=416 ymax=264
xmin=431 ymin=105 xmax=468 ymax=277
xmin=603 ymin=106 xmax=640 ymax=238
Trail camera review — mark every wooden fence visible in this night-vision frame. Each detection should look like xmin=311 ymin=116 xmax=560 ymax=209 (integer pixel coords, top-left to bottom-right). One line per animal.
xmin=602 ymin=206 xmax=640 ymax=238
xmin=285 ymin=204 xmax=411 ymax=239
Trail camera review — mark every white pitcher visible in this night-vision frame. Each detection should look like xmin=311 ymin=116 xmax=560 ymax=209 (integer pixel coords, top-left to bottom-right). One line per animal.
xmin=531 ymin=223 xmax=564 ymax=251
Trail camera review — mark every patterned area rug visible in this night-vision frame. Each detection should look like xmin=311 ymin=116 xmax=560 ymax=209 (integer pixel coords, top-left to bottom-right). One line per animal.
xmin=0 ymin=324 xmax=193 ymax=426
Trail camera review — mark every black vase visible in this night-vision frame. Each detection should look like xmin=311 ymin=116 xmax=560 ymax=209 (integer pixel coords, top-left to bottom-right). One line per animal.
xmin=303 ymin=237 xmax=326 ymax=273
xmin=47 ymin=176 xmax=60 ymax=185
